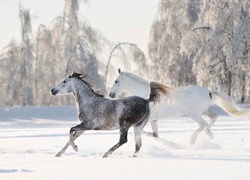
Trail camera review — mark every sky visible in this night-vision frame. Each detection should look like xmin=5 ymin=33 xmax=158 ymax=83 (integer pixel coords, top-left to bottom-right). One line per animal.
xmin=0 ymin=0 xmax=158 ymax=54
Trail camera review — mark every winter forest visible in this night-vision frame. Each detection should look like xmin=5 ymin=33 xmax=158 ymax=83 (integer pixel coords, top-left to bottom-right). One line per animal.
xmin=0 ymin=0 xmax=250 ymax=106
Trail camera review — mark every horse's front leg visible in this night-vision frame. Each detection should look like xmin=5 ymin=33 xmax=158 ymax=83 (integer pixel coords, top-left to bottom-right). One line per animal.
xmin=56 ymin=131 xmax=84 ymax=157
xmin=56 ymin=122 xmax=89 ymax=157
xmin=68 ymin=123 xmax=91 ymax=152
xmin=69 ymin=128 xmax=83 ymax=152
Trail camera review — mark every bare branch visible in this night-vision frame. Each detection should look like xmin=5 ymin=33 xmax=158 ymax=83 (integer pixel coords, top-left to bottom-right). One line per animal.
xmin=192 ymin=26 xmax=211 ymax=31
xmin=104 ymin=42 xmax=143 ymax=89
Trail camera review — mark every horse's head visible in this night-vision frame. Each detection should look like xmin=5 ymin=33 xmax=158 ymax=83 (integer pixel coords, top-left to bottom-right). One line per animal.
xmin=51 ymin=73 xmax=75 ymax=96
xmin=109 ymin=69 xmax=128 ymax=98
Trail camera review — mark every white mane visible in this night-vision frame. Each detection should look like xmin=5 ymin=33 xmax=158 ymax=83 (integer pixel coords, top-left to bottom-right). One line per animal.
xmin=121 ymin=72 xmax=149 ymax=85
xmin=120 ymin=71 xmax=180 ymax=104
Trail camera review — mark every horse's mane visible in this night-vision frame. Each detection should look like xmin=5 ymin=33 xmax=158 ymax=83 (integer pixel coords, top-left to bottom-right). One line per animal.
xmin=69 ymin=72 xmax=104 ymax=97
xmin=121 ymin=71 xmax=177 ymax=100
xmin=121 ymin=72 xmax=149 ymax=85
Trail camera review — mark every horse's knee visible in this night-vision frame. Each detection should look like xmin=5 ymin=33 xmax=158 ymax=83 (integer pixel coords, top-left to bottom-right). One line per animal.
xmin=70 ymin=126 xmax=79 ymax=133
xmin=70 ymin=127 xmax=75 ymax=134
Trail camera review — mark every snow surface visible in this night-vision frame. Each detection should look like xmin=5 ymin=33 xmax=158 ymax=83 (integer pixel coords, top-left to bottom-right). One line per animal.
xmin=0 ymin=106 xmax=250 ymax=179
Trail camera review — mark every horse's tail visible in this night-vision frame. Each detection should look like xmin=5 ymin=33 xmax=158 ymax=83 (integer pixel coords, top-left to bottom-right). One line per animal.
xmin=211 ymin=91 xmax=250 ymax=117
xmin=147 ymin=81 xmax=172 ymax=104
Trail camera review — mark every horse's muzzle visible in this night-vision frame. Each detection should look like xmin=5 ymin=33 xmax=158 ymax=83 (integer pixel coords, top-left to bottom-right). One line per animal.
xmin=51 ymin=88 xmax=58 ymax=96
xmin=109 ymin=92 xmax=116 ymax=98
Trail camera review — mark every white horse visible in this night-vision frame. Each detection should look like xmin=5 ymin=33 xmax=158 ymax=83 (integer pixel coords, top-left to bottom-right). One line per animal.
xmin=109 ymin=69 xmax=250 ymax=144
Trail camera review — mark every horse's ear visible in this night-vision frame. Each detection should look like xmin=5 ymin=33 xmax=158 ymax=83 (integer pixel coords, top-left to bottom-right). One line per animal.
xmin=118 ymin=68 xmax=121 ymax=74
xmin=69 ymin=71 xmax=75 ymax=78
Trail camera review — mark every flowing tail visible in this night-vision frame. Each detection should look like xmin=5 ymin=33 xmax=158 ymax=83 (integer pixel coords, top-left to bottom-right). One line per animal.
xmin=211 ymin=91 xmax=250 ymax=117
xmin=147 ymin=81 xmax=172 ymax=104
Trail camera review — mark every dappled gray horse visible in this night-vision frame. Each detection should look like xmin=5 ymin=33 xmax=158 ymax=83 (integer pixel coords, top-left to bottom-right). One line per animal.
xmin=51 ymin=72 xmax=168 ymax=157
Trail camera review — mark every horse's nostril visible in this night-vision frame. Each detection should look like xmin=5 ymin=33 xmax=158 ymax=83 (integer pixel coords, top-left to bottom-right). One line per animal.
xmin=51 ymin=88 xmax=57 ymax=95
xmin=109 ymin=92 xmax=116 ymax=98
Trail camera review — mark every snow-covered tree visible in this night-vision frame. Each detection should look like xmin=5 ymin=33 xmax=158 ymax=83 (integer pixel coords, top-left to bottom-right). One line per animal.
xmin=18 ymin=4 xmax=34 ymax=105
xmin=105 ymin=42 xmax=148 ymax=89
xmin=0 ymin=40 xmax=20 ymax=105
xmin=59 ymin=0 xmax=105 ymax=94
xmin=0 ymin=1 xmax=108 ymax=106
xmin=149 ymin=0 xmax=250 ymax=102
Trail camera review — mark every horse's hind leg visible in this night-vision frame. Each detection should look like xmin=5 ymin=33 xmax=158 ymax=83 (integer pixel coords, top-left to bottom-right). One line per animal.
xmin=150 ymin=119 xmax=159 ymax=138
xmin=103 ymin=126 xmax=129 ymax=158
xmin=203 ymin=110 xmax=218 ymax=139
xmin=142 ymin=119 xmax=159 ymax=138
xmin=133 ymin=118 xmax=148 ymax=157
xmin=190 ymin=114 xmax=208 ymax=145
xmin=56 ymin=131 xmax=84 ymax=157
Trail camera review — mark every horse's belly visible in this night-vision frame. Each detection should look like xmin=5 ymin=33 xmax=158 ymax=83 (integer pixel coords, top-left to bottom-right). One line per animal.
xmin=150 ymin=103 xmax=186 ymax=120
xmin=92 ymin=118 xmax=119 ymax=131
xmin=118 ymin=97 xmax=149 ymax=123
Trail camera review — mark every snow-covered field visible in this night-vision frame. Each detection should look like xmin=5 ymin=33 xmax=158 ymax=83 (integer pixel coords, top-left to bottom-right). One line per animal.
xmin=1 ymin=106 xmax=250 ymax=179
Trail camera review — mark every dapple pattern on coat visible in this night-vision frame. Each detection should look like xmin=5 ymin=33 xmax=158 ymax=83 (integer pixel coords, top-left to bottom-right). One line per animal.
xmin=51 ymin=72 xmax=168 ymax=157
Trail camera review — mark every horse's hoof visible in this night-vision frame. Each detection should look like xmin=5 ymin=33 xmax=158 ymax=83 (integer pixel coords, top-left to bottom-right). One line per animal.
xmin=73 ymin=145 xmax=78 ymax=152
xmin=55 ymin=153 xmax=62 ymax=157
xmin=190 ymin=138 xmax=196 ymax=145
xmin=102 ymin=152 xmax=110 ymax=158
xmin=102 ymin=154 xmax=108 ymax=158
xmin=205 ymin=130 xmax=214 ymax=139
xmin=207 ymin=132 xmax=213 ymax=139
xmin=70 ymin=142 xmax=78 ymax=152
xmin=153 ymin=132 xmax=159 ymax=138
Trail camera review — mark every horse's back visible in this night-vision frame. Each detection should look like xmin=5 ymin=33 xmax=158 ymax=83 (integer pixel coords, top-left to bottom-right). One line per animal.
xmin=177 ymin=85 xmax=211 ymax=113
xmin=151 ymin=85 xmax=211 ymax=119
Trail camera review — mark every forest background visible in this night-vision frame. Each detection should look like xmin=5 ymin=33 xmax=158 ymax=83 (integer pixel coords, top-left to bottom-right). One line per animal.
xmin=0 ymin=0 xmax=249 ymax=106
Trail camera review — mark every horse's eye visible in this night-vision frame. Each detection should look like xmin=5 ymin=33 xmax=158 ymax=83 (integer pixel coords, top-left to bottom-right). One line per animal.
xmin=63 ymin=80 xmax=66 ymax=83
xmin=115 ymin=80 xmax=118 ymax=83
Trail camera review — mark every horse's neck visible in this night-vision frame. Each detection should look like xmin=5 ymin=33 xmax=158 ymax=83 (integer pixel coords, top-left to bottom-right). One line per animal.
xmin=73 ymin=80 xmax=94 ymax=108
xmin=127 ymin=77 xmax=149 ymax=98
